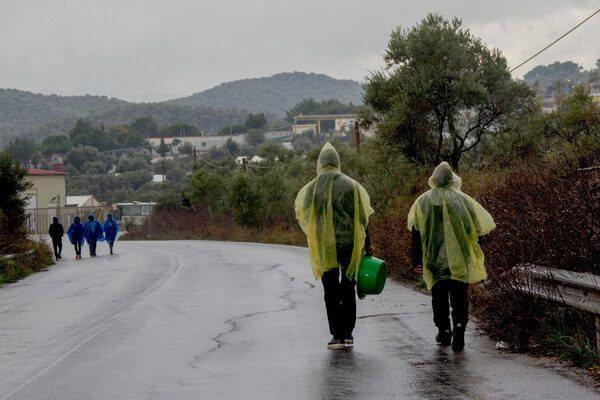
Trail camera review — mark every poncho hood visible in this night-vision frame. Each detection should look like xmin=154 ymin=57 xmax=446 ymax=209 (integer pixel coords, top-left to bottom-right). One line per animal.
xmin=317 ymin=142 xmax=341 ymax=175
xmin=428 ymin=162 xmax=462 ymax=190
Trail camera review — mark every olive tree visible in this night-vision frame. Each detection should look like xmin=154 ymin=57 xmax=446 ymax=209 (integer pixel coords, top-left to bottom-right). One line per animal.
xmin=0 ymin=151 xmax=30 ymax=251
xmin=362 ymin=13 xmax=535 ymax=170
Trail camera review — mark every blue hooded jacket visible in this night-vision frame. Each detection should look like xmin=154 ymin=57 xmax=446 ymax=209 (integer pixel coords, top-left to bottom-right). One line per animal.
xmin=83 ymin=213 xmax=104 ymax=244
xmin=67 ymin=215 xmax=84 ymax=245
xmin=103 ymin=213 xmax=120 ymax=242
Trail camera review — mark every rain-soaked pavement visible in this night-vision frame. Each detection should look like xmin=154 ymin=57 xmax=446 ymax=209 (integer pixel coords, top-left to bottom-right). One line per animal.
xmin=0 ymin=240 xmax=598 ymax=399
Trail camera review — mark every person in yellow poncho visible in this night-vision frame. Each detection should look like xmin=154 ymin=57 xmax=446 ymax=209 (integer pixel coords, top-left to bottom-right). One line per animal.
xmin=408 ymin=162 xmax=495 ymax=350
xmin=295 ymin=142 xmax=374 ymax=350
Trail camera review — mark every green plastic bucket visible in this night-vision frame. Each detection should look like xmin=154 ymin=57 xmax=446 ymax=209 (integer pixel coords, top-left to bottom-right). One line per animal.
xmin=357 ymin=254 xmax=387 ymax=300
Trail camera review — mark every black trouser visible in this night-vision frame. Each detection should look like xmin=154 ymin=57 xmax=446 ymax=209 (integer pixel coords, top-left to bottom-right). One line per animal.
xmin=52 ymin=238 xmax=62 ymax=257
xmin=321 ymin=246 xmax=356 ymax=339
xmin=322 ymin=268 xmax=356 ymax=339
xmin=431 ymin=280 xmax=469 ymax=331
xmin=73 ymin=241 xmax=81 ymax=256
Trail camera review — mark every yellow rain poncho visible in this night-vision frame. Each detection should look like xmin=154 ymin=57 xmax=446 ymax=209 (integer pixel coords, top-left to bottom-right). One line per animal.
xmin=407 ymin=162 xmax=496 ymax=290
xmin=295 ymin=142 xmax=374 ymax=280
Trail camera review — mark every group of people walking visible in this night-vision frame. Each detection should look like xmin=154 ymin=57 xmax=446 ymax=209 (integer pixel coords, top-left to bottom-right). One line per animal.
xmin=48 ymin=213 xmax=120 ymax=260
xmin=295 ymin=142 xmax=495 ymax=351
xmin=48 ymin=142 xmax=495 ymax=352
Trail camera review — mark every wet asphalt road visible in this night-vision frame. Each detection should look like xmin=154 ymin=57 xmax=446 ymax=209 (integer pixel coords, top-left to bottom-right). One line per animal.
xmin=0 ymin=240 xmax=598 ymax=399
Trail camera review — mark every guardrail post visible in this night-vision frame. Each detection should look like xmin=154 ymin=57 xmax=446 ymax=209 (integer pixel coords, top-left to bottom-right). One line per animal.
xmin=596 ymin=316 xmax=600 ymax=351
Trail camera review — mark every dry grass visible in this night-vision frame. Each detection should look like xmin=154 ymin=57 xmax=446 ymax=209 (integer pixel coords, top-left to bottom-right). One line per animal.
xmin=122 ymin=209 xmax=306 ymax=246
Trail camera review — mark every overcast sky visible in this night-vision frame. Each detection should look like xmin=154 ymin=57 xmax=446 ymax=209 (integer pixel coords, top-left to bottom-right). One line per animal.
xmin=1 ymin=0 xmax=599 ymax=102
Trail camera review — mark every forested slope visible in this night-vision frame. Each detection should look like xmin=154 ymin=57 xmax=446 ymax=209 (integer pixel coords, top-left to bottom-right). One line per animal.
xmin=168 ymin=72 xmax=363 ymax=116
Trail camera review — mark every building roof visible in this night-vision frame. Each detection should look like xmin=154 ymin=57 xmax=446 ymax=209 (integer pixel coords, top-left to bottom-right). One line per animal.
xmin=27 ymin=168 xmax=66 ymax=176
xmin=66 ymin=195 xmax=102 ymax=207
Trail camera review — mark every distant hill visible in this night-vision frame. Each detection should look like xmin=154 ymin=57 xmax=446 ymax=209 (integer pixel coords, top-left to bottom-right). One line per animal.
xmin=168 ymin=72 xmax=364 ymax=116
xmin=86 ymin=103 xmax=249 ymax=134
xmin=0 ymin=72 xmax=364 ymax=146
xmin=0 ymin=89 xmax=126 ymax=145
xmin=0 ymin=90 xmax=249 ymax=146
xmin=5 ymin=102 xmax=250 ymax=146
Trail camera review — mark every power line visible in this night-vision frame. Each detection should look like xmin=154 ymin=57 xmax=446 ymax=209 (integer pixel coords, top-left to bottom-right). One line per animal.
xmin=510 ymin=8 xmax=600 ymax=74
xmin=201 ymin=159 xmax=230 ymax=169
xmin=200 ymin=157 xmax=289 ymax=170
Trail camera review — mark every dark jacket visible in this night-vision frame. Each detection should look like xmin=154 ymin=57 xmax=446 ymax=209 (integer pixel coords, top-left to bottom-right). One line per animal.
xmin=103 ymin=213 xmax=119 ymax=242
xmin=83 ymin=214 xmax=104 ymax=244
xmin=67 ymin=216 xmax=85 ymax=244
xmin=48 ymin=219 xmax=64 ymax=240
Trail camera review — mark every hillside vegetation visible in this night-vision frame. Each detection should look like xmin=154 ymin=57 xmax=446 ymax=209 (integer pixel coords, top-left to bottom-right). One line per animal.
xmin=86 ymin=103 xmax=249 ymax=135
xmin=168 ymin=72 xmax=363 ymax=116
xmin=0 ymin=89 xmax=126 ymax=145
xmin=0 ymin=72 xmax=363 ymax=146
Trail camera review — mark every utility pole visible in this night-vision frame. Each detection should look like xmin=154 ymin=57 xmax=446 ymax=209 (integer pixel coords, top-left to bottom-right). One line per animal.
xmin=355 ymin=121 xmax=360 ymax=155
xmin=100 ymin=176 xmax=105 ymax=202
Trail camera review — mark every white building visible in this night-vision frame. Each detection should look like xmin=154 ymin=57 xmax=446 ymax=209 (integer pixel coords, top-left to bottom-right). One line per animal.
xmin=147 ymin=134 xmax=246 ymax=154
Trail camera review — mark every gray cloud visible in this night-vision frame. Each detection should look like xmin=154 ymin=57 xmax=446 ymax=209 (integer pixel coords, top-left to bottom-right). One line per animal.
xmin=1 ymin=0 xmax=598 ymax=102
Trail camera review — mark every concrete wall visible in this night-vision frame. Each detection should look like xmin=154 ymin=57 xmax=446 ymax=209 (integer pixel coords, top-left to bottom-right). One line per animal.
xmin=24 ymin=174 xmax=66 ymax=210
xmin=148 ymin=135 xmax=246 ymax=152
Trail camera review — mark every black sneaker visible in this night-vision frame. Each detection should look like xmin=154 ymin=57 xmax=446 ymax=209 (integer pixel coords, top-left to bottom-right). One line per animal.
xmin=452 ymin=324 xmax=465 ymax=350
xmin=327 ymin=337 xmax=346 ymax=350
xmin=344 ymin=335 xmax=354 ymax=345
xmin=436 ymin=329 xmax=452 ymax=346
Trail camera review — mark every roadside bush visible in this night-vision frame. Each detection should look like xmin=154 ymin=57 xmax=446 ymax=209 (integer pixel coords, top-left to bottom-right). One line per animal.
xmin=469 ymin=160 xmax=600 ymax=359
xmin=0 ymin=239 xmax=53 ymax=284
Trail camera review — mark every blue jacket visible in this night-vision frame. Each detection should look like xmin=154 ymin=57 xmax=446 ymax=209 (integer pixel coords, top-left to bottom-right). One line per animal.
xmin=103 ymin=213 xmax=120 ymax=242
xmin=83 ymin=214 xmax=104 ymax=244
xmin=67 ymin=216 xmax=84 ymax=245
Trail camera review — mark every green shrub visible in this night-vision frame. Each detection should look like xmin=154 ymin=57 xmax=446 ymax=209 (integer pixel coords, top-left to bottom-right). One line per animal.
xmin=0 ymin=240 xmax=53 ymax=284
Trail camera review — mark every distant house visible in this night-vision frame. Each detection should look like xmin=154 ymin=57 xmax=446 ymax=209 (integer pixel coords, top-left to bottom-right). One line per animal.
xmin=147 ymin=134 xmax=246 ymax=155
xmin=293 ymin=114 xmax=358 ymax=134
xmin=111 ymin=201 xmax=155 ymax=224
xmin=25 ymin=169 xmax=67 ymax=210
xmin=49 ymin=154 xmax=65 ymax=172
xmin=334 ymin=117 xmax=356 ymax=132
xmin=66 ymin=195 xmax=105 ymax=219
xmin=292 ymin=124 xmax=317 ymax=135
xmin=25 ymin=169 xmax=77 ymax=233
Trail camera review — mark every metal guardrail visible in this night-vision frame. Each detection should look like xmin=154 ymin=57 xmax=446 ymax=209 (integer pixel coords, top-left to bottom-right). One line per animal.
xmin=514 ymin=264 xmax=600 ymax=349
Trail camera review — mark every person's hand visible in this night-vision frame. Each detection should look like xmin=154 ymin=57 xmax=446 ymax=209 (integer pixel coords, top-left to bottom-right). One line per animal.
xmin=365 ymin=245 xmax=374 ymax=256
xmin=414 ymin=265 xmax=423 ymax=274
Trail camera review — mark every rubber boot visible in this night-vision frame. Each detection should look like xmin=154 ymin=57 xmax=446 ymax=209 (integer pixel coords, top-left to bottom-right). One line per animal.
xmin=452 ymin=323 xmax=465 ymax=350
xmin=436 ymin=329 xmax=452 ymax=346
